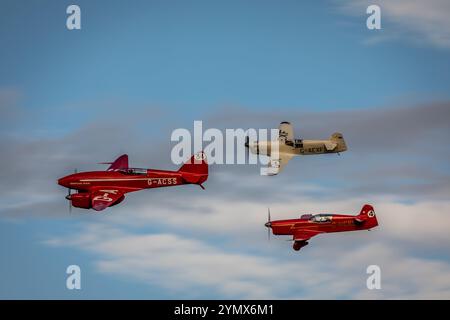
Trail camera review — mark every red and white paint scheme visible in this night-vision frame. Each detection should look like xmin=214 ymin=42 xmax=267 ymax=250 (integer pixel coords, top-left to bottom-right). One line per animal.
xmin=58 ymin=152 xmax=208 ymax=211
xmin=265 ymin=204 xmax=378 ymax=251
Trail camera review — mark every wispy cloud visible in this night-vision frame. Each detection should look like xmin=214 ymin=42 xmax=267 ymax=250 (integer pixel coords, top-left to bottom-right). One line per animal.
xmin=2 ymin=95 xmax=450 ymax=298
xmin=9 ymin=199 xmax=450 ymax=301
xmin=338 ymin=0 xmax=450 ymax=49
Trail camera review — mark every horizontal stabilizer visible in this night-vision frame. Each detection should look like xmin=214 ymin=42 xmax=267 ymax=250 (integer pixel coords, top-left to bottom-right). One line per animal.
xmin=324 ymin=141 xmax=338 ymax=151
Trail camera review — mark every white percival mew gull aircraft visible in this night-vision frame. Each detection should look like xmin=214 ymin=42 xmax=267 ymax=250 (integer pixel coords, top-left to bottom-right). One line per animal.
xmin=245 ymin=121 xmax=347 ymax=175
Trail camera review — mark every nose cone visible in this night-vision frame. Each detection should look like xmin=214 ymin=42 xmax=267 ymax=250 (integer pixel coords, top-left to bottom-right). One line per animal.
xmin=265 ymin=222 xmax=272 ymax=228
xmin=57 ymin=176 xmax=70 ymax=188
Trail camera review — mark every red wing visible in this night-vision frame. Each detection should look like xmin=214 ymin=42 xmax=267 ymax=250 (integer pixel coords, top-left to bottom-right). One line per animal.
xmin=91 ymin=188 xmax=125 ymax=211
xmin=293 ymin=230 xmax=323 ymax=242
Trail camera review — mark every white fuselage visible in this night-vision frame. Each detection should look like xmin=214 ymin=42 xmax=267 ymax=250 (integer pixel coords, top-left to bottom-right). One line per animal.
xmin=248 ymin=138 xmax=347 ymax=156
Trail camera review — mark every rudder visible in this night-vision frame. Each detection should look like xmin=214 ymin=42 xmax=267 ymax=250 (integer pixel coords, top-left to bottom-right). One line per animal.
xmin=178 ymin=151 xmax=208 ymax=174
xmin=330 ymin=132 xmax=347 ymax=152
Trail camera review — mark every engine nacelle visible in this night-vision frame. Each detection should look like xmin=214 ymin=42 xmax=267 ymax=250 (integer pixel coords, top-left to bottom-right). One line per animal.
xmin=70 ymin=193 xmax=91 ymax=209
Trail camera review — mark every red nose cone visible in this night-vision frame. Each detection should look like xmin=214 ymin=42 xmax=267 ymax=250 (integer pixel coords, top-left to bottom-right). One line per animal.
xmin=58 ymin=176 xmax=70 ymax=188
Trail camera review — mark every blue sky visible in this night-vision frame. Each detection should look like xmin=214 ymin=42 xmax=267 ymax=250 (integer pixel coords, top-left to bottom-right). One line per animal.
xmin=1 ymin=0 xmax=450 ymax=299
xmin=2 ymin=0 xmax=450 ymax=136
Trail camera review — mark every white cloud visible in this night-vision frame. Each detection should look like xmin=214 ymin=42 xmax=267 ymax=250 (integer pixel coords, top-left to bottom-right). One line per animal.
xmin=83 ymin=193 xmax=450 ymax=249
xmin=2 ymin=96 xmax=449 ymax=298
xmin=45 ymin=195 xmax=450 ymax=299
xmin=47 ymin=227 xmax=321 ymax=299
xmin=339 ymin=0 xmax=450 ymax=49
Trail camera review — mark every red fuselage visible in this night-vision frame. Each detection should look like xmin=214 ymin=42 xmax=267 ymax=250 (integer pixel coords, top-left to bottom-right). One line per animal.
xmin=270 ymin=214 xmax=378 ymax=236
xmin=266 ymin=205 xmax=379 ymax=251
xmin=57 ymin=152 xmax=209 ymax=211
xmin=58 ymin=169 xmax=202 ymax=193
xmin=57 ymin=168 xmax=208 ymax=211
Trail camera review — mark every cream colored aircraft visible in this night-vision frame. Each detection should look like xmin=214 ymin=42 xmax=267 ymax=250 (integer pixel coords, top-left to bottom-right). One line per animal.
xmin=245 ymin=121 xmax=347 ymax=175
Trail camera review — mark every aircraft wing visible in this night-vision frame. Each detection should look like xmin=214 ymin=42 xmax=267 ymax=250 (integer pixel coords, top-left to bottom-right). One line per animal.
xmin=279 ymin=122 xmax=294 ymax=141
xmin=266 ymin=152 xmax=294 ymax=175
xmin=292 ymin=229 xmax=323 ymax=242
xmin=90 ymin=188 xmax=125 ymax=211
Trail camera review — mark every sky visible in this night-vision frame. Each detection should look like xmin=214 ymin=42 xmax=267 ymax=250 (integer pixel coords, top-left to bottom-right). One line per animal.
xmin=1 ymin=0 xmax=450 ymax=299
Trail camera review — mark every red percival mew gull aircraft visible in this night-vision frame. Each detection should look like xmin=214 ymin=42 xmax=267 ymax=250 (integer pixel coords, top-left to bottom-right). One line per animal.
xmin=265 ymin=204 xmax=378 ymax=251
xmin=57 ymin=152 xmax=208 ymax=211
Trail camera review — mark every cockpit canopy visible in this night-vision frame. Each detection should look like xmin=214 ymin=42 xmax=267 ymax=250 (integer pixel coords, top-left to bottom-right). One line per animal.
xmin=310 ymin=214 xmax=333 ymax=223
xmin=119 ymin=168 xmax=147 ymax=175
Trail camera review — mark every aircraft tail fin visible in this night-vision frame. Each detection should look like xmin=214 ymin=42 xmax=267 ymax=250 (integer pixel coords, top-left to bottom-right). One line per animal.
xmin=359 ymin=204 xmax=374 ymax=216
xmin=330 ymin=132 xmax=347 ymax=152
xmin=103 ymin=154 xmax=129 ymax=171
xmin=178 ymin=152 xmax=208 ymax=187
xmin=355 ymin=204 xmax=378 ymax=227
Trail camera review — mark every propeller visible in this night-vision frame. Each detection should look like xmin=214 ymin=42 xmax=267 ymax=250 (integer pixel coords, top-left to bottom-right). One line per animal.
xmin=245 ymin=135 xmax=259 ymax=164
xmin=65 ymin=168 xmax=77 ymax=213
xmin=265 ymin=207 xmax=272 ymax=240
xmin=245 ymin=135 xmax=250 ymax=162
xmin=67 ymin=188 xmax=72 ymax=213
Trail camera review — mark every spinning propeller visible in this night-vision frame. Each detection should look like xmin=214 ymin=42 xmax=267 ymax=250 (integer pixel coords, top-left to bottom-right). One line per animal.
xmin=66 ymin=188 xmax=72 ymax=213
xmin=265 ymin=207 xmax=272 ymax=240
xmin=64 ymin=168 xmax=77 ymax=213
xmin=245 ymin=135 xmax=259 ymax=161
xmin=245 ymin=135 xmax=250 ymax=161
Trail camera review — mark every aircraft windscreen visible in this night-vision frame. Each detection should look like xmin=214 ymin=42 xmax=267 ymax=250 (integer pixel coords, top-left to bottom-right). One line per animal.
xmin=121 ymin=168 xmax=147 ymax=175
xmin=310 ymin=214 xmax=332 ymax=223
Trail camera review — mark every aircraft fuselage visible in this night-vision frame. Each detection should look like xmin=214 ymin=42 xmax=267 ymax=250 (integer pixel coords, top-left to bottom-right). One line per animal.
xmin=247 ymin=133 xmax=347 ymax=157
xmin=58 ymin=169 xmax=207 ymax=193
xmin=270 ymin=214 xmax=378 ymax=236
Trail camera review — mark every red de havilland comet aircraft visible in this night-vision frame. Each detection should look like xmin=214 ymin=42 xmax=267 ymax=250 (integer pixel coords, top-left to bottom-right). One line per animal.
xmin=57 ymin=152 xmax=208 ymax=211
xmin=265 ymin=204 xmax=378 ymax=251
